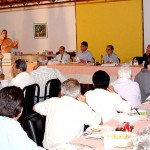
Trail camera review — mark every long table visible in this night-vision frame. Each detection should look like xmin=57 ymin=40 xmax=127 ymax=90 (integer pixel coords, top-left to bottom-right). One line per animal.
xmin=70 ymin=101 xmax=150 ymax=150
xmin=27 ymin=63 xmax=142 ymax=84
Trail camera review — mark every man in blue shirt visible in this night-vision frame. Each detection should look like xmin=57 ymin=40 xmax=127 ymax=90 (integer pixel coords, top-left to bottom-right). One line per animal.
xmin=0 ymin=86 xmax=45 ymax=150
xmin=75 ymin=41 xmax=93 ymax=63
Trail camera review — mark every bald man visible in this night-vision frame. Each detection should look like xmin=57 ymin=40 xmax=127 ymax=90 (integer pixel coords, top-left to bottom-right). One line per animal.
xmin=143 ymin=44 xmax=150 ymax=61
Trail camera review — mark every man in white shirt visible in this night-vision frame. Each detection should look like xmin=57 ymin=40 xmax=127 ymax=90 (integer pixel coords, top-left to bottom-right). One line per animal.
xmin=0 ymin=86 xmax=45 ymax=150
xmin=75 ymin=41 xmax=93 ymax=63
xmin=30 ymin=55 xmax=66 ymax=98
xmin=53 ymin=46 xmax=70 ymax=63
xmin=103 ymin=45 xmax=118 ymax=64
xmin=112 ymin=66 xmax=141 ymax=108
xmin=1 ymin=59 xmax=35 ymax=89
xmin=85 ymin=70 xmax=131 ymax=123
xmin=33 ymin=79 xmax=102 ymax=149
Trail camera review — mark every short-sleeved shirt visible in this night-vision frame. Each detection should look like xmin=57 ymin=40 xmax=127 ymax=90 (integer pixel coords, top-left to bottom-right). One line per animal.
xmin=76 ymin=50 xmax=92 ymax=62
xmin=85 ymin=89 xmax=131 ymax=123
xmin=103 ymin=53 xmax=118 ymax=63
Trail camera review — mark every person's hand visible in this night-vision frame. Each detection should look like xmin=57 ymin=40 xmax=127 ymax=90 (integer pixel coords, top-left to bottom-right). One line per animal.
xmin=77 ymin=94 xmax=86 ymax=103
xmin=33 ymin=65 xmax=39 ymax=70
xmin=80 ymin=59 xmax=86 ymax=63
xmin=0 ymin=73 xmax=5 ymax=80
xmin=13 ymin=41 xmax=19 ymax=47
xmin=107 ymin=85 xmax=116 ymax=93
xmin=106 ymin=61 xmax=113 ymax=64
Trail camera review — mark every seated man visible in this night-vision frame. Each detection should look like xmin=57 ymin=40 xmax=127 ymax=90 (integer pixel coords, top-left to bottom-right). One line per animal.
xmin=53 ymin=46 xmax=70 ymax=63
xmin=0 ymin=86 xmax=45 ymax=150
xmin=112 ymin=66 xmax=141 ymax=109
xmin=85 ymin=70 xmax=131 ymax=123
xmin=135 ymin=56 xmax=150 ymax=103
xmin=30 ymin=55 xmax=66 ymax=98
xmin=143 ymin=44 xmax=150 ymax=61
xmin=75 ymin=41 xmax=92 ymax=63
xmin=103 ymin=45 xmax=118 ymax=63
xmin=1 ymin=59 xmax=35 ymax=89
xmin=33 ymin=78 xmax=102 ymax=149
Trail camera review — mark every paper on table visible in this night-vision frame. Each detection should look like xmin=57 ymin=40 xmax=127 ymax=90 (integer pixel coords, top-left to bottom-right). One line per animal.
xmin=101 ymin=63 xmax=117 ymax=67
xmin=113 ymin=113 xmax=141 ymax=124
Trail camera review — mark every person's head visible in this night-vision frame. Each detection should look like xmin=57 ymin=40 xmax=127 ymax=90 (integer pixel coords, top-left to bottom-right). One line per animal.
xmin=144 ymin=55 xmax=150 ymax=70
xmin=61 ymin=78 xmax=81 ymax=98
xmin=0 ymin=86 xmax=24 ymax=120
xmin=118 ymin=66 xmax=132 ymax=79
xmin=37 ymin=55 xmax=48 ymax=66
xmin=59 ymin=46 xmax=65 ymax=55
xmin=80 ymin=41 xmax=88 ymax=52
xmin=13 ymin=59 xmax=27 ymax=75
xmin=106 ymin=45 xmax=114 ymax=55
xmin=1 ymin=29 xmax=7 ymax=39
xmin=92 ymin=70 xmax=110 ymax=90
xmin=146 ymin=44 xmax=150 ymax=55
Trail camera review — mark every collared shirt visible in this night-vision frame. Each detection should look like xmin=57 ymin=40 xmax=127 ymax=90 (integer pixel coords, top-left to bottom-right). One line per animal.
xmin=1 ymin=72 xmax=35 ymax=89
xmin=103 ymin=53 xmax=118 ymax=63
xmin=112 ymin=78 xmax=141 ymax=108
xmin=53 ymin=53 xmax=70 ymax=63
xmin=85 ymin=89 xmax=131 ymax=123
xmin=0 ymin=116 xmax=45 ymax=150
xmin=30 ymin=66 xmax=66 ymax=97
xmin=34 ymin=96 xmax=101 ymax=149
xmin=76 ymin=50 xmax=92 ymax=62
xmin=135 ymin=68 xmax=150 ymax=103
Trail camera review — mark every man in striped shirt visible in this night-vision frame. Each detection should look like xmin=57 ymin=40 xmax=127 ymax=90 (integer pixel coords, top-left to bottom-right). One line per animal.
xmin=30 ymin=55 xmax=66 ymax=100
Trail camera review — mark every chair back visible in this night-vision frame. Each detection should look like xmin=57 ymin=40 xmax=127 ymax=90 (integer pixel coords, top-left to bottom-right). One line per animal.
xmin=23 ymin=84 xmax=40 ymax=117
xmin=22 ymin=113 xmax=46 ymax=147
xmin=132 ymin=56 xmax=143 ymax=64
xmin=44 ymin=78 xmax=60 ymax=100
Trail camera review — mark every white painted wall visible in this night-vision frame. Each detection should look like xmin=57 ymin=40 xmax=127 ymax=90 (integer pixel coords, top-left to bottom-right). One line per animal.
xmin=143 ymin=0 xmax=150 ymax=51
xmin=0 ymin=5 xmax=76 ymax=54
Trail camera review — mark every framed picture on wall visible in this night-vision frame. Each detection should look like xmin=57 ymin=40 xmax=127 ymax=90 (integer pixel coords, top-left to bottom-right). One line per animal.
xmin=34 ymin=23 xmax=48 ymax=39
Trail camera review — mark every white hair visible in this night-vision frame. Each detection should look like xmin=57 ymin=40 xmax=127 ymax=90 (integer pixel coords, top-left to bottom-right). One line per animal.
xmin=37 ymin=57 xmax=48 ymax=65
xmin=118 ymin=65 xmax=131 ymax=79
xmin=61 ymin=78 xmax=80 ymax=98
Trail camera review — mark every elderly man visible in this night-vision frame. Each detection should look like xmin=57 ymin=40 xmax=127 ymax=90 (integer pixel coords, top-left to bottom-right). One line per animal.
xmin=84 ymin=70 xmax=131 ymax=123
xmin=0 ymin=29 xmax=18 ymax=53
xmin=143 ymin=44 xmax=150 ymax=61
xmin=0 ymin=86 xmax=45 ymax=150
xmin=135 ymin=56 xmax=150 ymax=103
xmin=103 ymin=45 xmax=118 ymax=63
xmin=112 ymin=66 xmax=141 ymax=108
xmin=33 ymin=78 xmax=102 ymax=149
xmin=30 ymin=55 xmax=66 ymax=98
xmin=75 ymin=41 xmax=93 ymax=63
xmin=53 ymin=46 xmax=70 ymax=63
xmin=1 ymin=59 xmax=35 ymax=89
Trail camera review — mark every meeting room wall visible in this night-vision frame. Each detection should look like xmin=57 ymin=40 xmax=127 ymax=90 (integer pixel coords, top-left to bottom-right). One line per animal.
xmin=0 ymin=4 xmax=76 ymax=54
xmin=143 ymin=0 xmax=150 ymax=51
xmin=76 ymin=0 xmax=143 ymax=62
